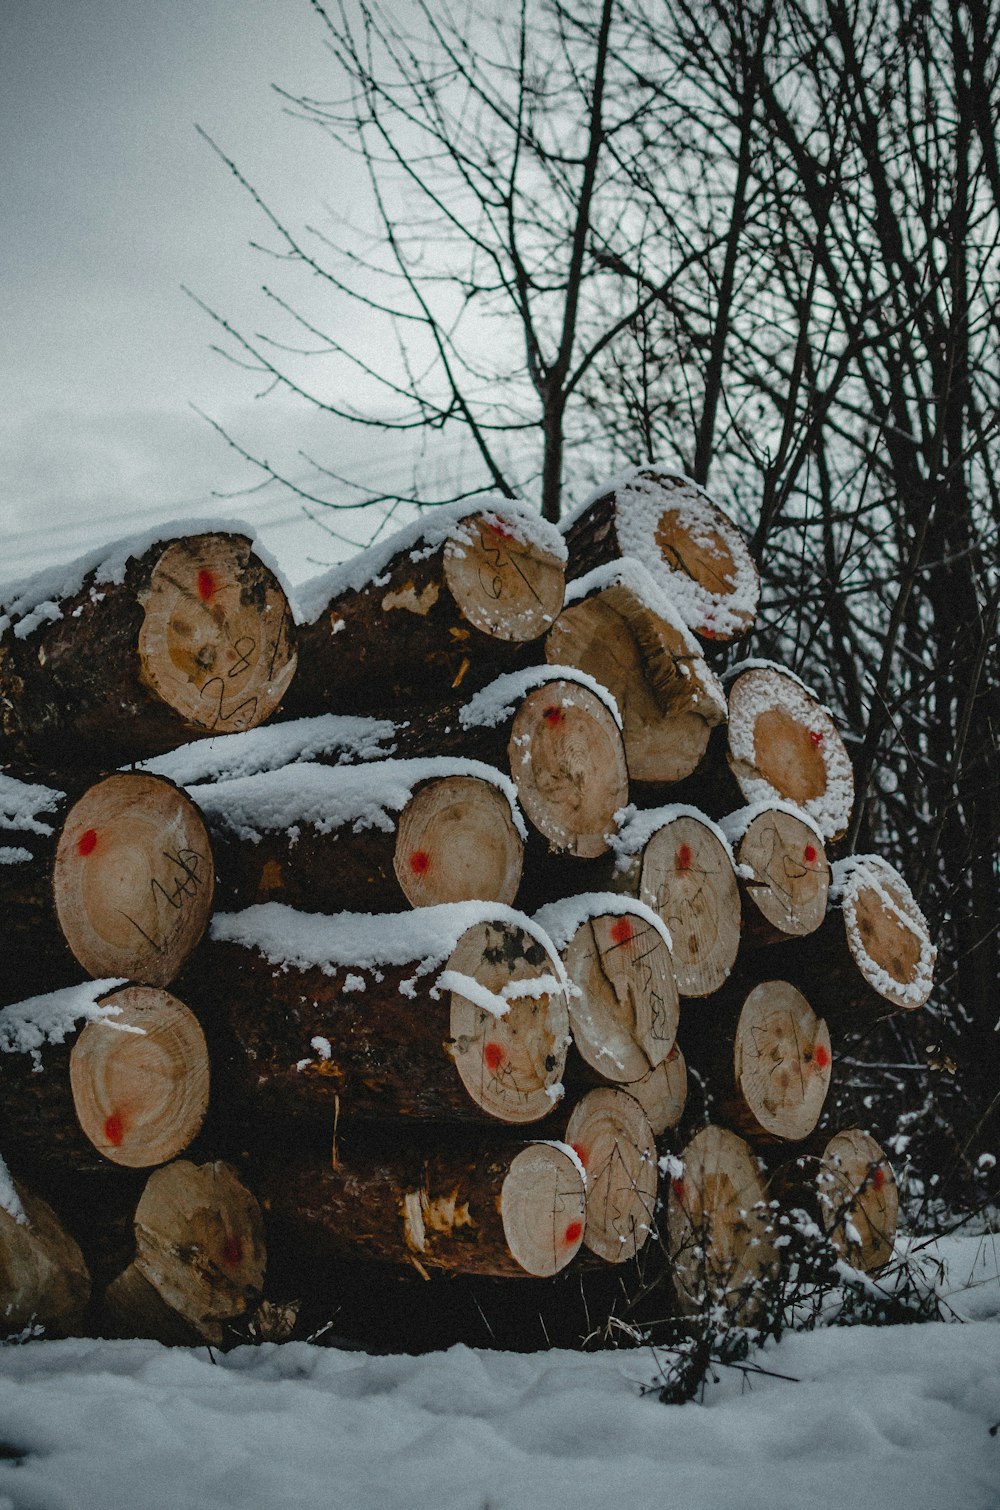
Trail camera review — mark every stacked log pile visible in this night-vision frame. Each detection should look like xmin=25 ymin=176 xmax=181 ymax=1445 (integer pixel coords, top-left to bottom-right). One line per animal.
xmin=0 ymin=483 xmax=936 ymax=1348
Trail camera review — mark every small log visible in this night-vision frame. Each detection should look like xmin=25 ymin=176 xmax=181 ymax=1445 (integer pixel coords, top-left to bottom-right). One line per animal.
xmin=719 ymin=803 xmax=830 ymax=946
xmin=609 ymin=806 xmax=742 ymax=997
xmin=0 ymin=530 xmax=297 ymax=763
xmin=562 ymin=468 xmax=760 ymax=642
xmin=104 ymin=1159 xmax=266 ymax=1346
xmin=0 ymin=1169 xmax=91 ymax=1337
xmin=774 ymin=1128 xmax=898 ymax=1274
xmin=565 ymin=1088 xmax=658 ymax=1263
xmin=261 ymin=1139 xmax=586 ymax=1279
xmin=285 ymin=501 xmax=566 ymax=718
xmin=622 ymin=1046 xmax=687 ymax=1136
xmin=664 ymin=1124 xmax=778 ymax=1322
xmin=0 ymin=983 xmax=209 ymax=1176
xmin=193 ymin=902 xmax=570 ymax=1125
xmin=543 ymin=560 xmax=726 ymax=786
xmin=535 ymin=894 xmax=679 ymax=1082
xmin=197 ymin=759 xmax=524 ymax=913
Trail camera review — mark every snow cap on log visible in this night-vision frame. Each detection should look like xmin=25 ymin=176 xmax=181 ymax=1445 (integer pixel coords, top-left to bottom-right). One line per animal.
xmin=563 ymin=467 xmax=760 ymax=641
xmin=138 ymin=712 xmax=397 ymax=787
xmin=829 ymin=855 xmax=935 ymax=1010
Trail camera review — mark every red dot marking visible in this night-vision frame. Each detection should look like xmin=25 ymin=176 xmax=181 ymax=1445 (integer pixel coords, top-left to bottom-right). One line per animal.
xmin=809 ymin=729 xmax=824 ymax=747
xmin=104 ymin=1112 xmax=125 ymax=1147
xmin=804 ymin=844 xmax=818 ymax=863
xmin=563 ymin=1221 xmax=583 ymax=1246
xmin=872 ymin=1166 xmax=886 ymax=1192
xmin=487 ymin=520 xmax=514 ymax=539
xmin=408 ymin=850 xmax=431 ymax=876
xmin=543 ymin=706 xmax=564 ymax=726
xmin=671 ymin=1179 xmax=685 ymax=1201
xmin=483 ymin=1042 xmax=506 ymax=1073
xmin=666 ymin=1047 xmax=678 ymax=1062
xmin=676 ymin=843 xmax=693 ymax=872
xmin=78 ymin=828 xmax=98 ymax=857
xmin=197 ymin=569 xmax=217 ymax=602
xmin=610 ymin=918 xmax=634 ymax=945
xmin=571 ymin=1143 xmax=588 ymax=1169
xmin=814 ymin=1044 xmax=830 ymax=1070
xmin=221 ymin=1236 xmax=243 ymax=1267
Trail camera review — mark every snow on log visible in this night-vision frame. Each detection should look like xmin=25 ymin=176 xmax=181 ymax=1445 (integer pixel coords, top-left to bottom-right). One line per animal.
xmin=0 ymin=528 xmax=297 ymax=763
xmin=665 ymin=1124 xmax=778 ymax=1322
xmin=544 ymin=560 xmax=726 ymax=785
xmin=562 ymin=468 xmax=760 ymax=642
xmin=104 ymin=1159 xmax=266 ymax=1347
xmin=261 ymin=1139 xmax=587 ymax=1279
xmin=195 ymin=758 xmax=525 ymax=914
xmin=286 ymin=500 xmax=566 ymax=718
xmin=608 ymin=806 xmax=741 ymax=997
xmin=139 ymin=712 xmax=397 ymax=786
xmin=193 ymin=902 xmax=571 ymax=1125
xmin=775 ymin=1128 xmax=898 ymax=1274
xmin=0 ymin=1164 xmax=91 ymax=1338
xmin=564 ymin=1088 xmax=657 ymax=1263
xmin=719 ymin=803 xmax=831 ymax=946
xmin=535 ymin=893 xmax=679 ymax=1083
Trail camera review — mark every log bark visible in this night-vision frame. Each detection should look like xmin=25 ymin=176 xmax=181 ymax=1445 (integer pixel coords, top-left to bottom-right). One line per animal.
xmin=664 ymin=1124 xmax=779 ymax=1322
xmin=199 ymin=759 xmax=524 ymax=914
xmin=543 ymin=561 xmax=726 ymax=786
xmin=720 ymin=804 xmax=831 ymax=946
xmin=0 ymin=772 xmax=82 ymax=999
xmin=0 ymin=1176 xmax=91 ymax=1338
xmin=562 ymin=469 xmax=760 ymax=642
xmin=773 ymin=1128 xmax=898 ymax=1274
xmin=564 ymin=1088 xmax=658 ymax=1263
xmin=190 ymin=904 xmax=570 ymax=1125
xmin=103 ymin=1159 xmax=266 ymax=1346
xmin=0 ymin=532 xmax=297 ymax=764
xmin=259 ymin=1139 xmax=587 ymax=1279
xmin=284 ymin=505 xmax=566 ymax=719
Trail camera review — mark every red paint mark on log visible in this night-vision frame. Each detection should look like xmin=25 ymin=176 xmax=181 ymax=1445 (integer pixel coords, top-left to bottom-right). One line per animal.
xmin=610 ymin=918 xmax=634 ymax=945
xmin=104 ymin=1112 xmax=125 ymax=1147
xmin=676 ymin=843 xmax=693 ymax=871
xmin=809 ymin=729 xmax=824 ymax=747
xmin=666 ymin=1047 xmax=679 ymax=1062
xmin=571 ymin=1143 xmax=588 ymax=1169
xmin=197 ymin=569 xmax=217 ymax=602
xmin=563 ymin=1221 xmax=583 ymax=1245
xmin=483 ymin=1042 xmax=506 ymax=1073
xmin=221 ymin=1236 xmax=243 ymax=1267
xmin=804 ymin=844 xmax=818 ymax=863
xmin=872 ymin=1166 xmax=886 ymax=1192
xmin=78 ymin=829 xmax=98 ymax=857
xmin=671 ymin=1179 xmax=685 ymax=1201
xmin=813 ymin=1044 xmax=830 ymax=1070
xmin=543 ymin=706 xmax=564 ymax=726
xmin=486 ymin=520 xmax=514 ymax=539
xmin=408 ymin=850 xmax=430 ymax=876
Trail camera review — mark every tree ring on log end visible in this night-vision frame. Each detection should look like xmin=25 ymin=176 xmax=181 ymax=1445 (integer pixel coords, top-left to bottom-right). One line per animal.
xmin=564 ymin=911 xmax=679 ymax=1081
xmin=839 ymin=856 xmax=935 ymax=1009
xmin=565 ymin=1088 xmax=657 ymax=1263
xmin=137 ymin=534 xmax=297 ymax=735
xmin=622 ymin=1045 xmax=687 ymax=1135
xmin=54 ymin=773 xmax=214 ymax=986
xmin=507 ymin=680 xmax=628 ymax=858
xmin=70 ymin=987 xmax=209 ymax=1169
xmin=738 ymin=807 xmax=830 ymax=938
xmin=500 ymin=1144 xmax=587 ymax=1276
xmin=447 ymin=920 xmax=569 ymax=1123
xmin=727 ymin=666 xmax=854 ymax=841
xmin=666 ymin=1125 xmax=777 ymax=1321
xmin=638 ymin=814 xmax=740 ymax=997
xmin=394 ymin=776 xmax=523 ymax=908
xmin=734 ymin=981 xmax=831 ymax=1141
xmin=817 ymin=1128 xmax=898 ymax=1273
xmin=442 ymin=513 xmax=565 ymax=641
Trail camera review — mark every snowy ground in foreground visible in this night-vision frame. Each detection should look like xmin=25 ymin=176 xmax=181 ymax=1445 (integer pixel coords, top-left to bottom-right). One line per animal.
xmin=0 ymin=1234 xmax=997 ymax=1510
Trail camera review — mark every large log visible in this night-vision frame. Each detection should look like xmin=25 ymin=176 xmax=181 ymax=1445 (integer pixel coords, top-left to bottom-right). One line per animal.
xmin=104 ymin=1158 xmax=266 ymax=1346
xmin=620 ymin=1046 xmax=688 ymax=1136
xmin=195 ymin=758 xmax=525 ymax=914
xmin=0 ymin=982 xmax=209 ymax=1176
xmin=0 ymin=1164 xmax=91 ymax=1338
xmin=259 ymin=1138 xmax=587 ymax=1279
xmin=543 ymin=560 xmax=726 ymax=786
xmin=562 ymin=468 xmax=760 ymax=642
xmin=190 ymin=902 xmax=571 ymax=1125
xmin=285 ymin=500 xmax=566 ymax=718
xmin=773 ymin=1128 xmax=898 ymax=1274
xmin=719 ymin=803 xmax=831 ymax=946
xmin=0 ymin=529 xmax=297 ymax=763
xmin=564 ymin=1088 xmax=657 ymax=1263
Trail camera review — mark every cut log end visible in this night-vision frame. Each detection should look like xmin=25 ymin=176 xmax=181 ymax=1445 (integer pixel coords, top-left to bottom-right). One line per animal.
xmin=508 ymin=680 xmax=628 ymax=858
xmin=442 ymin=513 xmax=565 ymax=642
xmin=69 ymin=986 xmax=209 ymax=1169
xmin=564 ymin=910 xmax=679 ymax=1082
xmin=733 ymin=981 xmax=831 ymax=1142
xmin=737 ymin=807 xmax=830 ymax=940
xmin=500 ymin=1143 xmax=587 ymax=1277
xmin=840 ymin=857 xmax=935 ymax=1010
xmin=53 ymin=773 xmax=214 ymax=986
xmin=565 ymin=1088 xmax=657 ymax=1263
xmin=393 ymin=775 xmax=523 ymax=908
xmin=448 ymin=920 xmax=569 ymax=1124
xmin=638 ymin=814 xmax=741 ymax=997
xmin=817 ymin=1129 xmax=898 ymax=1273
xmin=666 ymin=1124 xmax=778 ymax=1321
xmin=0 ymin=1182 xmax=91 ymax=1338
xmin=137 ymin=534 xmax=296 ymax=736
xmin=622 ymin=1045 xmax=687 ymax=1135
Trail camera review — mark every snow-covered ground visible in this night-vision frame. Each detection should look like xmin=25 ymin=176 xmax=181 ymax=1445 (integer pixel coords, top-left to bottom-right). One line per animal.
xmin=0 ymin=1233 xmax=996 ymax=1510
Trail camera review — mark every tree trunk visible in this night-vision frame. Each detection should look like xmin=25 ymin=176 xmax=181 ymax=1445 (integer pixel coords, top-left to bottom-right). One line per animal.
xmin=720 ymin=804 xmax=831 ymax=946
xmin=0 ymin=532 xmax=297 ymax=764
xmin=562 ymin=469 xmax=760 ymax=642
xmin=0 ymin=1176 xmax=91 ymax=1338
xmin=564 ymin=1088 xmax=658 ymax=1263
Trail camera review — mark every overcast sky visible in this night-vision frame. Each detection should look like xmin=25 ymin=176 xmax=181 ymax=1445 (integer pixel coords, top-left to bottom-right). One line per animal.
xmin=0 ymin=0 xmax=448 ymax=583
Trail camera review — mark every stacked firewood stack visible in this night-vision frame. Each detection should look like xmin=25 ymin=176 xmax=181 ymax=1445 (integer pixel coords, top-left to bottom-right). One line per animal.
xmin=0 ymin=474 xmax=936 ymax=1347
